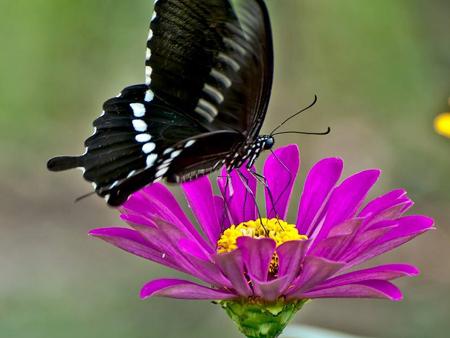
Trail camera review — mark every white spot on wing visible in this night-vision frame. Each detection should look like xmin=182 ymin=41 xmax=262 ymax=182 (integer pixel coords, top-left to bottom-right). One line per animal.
xmin=217 ymin=52 xmax=240 ymax=71
xmin=145 ymin=90 xmax=154 ymax=102
xmin=135 ymin=133 xmax=152 ymax=143
xmin=195 ymin=107 xmax=214 ymax=122
xmin=156 ymin=167 xmax=169 ymax=178
xmin=145 ymin=66 xmax=153 ymax=85
xmin=210 ymin=69 xmax=232 ymax=88
xmin=171 ymin=150 xmax=182 ymax=159
xmin=203 ymin=84 xmax=224 ymax=104
xmin=130 ymin=103 xmax=146 ymax=117
xmin=185 ymin=140 xmax=196 ymax=148
xmin=142 ymin=142 xmax=156 ymax=154
xmin=146 ymin=153 xmax=158 ymax=167
xmin=198 ymin=99 xmax=218 ymax=118
xmin=163 ymin=148 xmax=174 ymax=155
xmin=132 ymin=119 xmax=147 ymax=132
xmin=223 ymin=37 xmax=247 ymax=56
xmin=158 ymin=162 xmax=171 ymax=170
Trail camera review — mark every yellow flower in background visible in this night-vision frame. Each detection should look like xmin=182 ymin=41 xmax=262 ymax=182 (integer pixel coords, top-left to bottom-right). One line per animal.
xmin=434 ymin=113 xmax=450 ymax=138
xmin=434 ymin=98 xmax=450 ymax=138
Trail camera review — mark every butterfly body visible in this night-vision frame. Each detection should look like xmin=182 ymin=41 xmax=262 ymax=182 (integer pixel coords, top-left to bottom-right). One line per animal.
xmin=48 ymin=0 xmax=274 ymax=206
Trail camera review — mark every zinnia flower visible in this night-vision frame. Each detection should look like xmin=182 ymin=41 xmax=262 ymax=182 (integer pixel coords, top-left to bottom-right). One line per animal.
xmin=90 ymin=145 xmax=434 ymax=338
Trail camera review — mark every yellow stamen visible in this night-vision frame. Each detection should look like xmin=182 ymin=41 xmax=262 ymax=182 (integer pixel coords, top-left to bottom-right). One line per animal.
xmin=217 ymin=218 xmax=307 ymax=274
xmin=434 ymin=112 xmax=450 ymax=138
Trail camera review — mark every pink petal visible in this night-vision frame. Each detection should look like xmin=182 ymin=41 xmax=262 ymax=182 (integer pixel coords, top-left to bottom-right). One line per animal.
xmin=147 ymin=218 xmax=225 ymax=284
xmin=312 ymin=169 xmax=381 ymax=246
xmin=296 ymin=158 xmax=343 ymax=235
xmin=178 ymin=238 xmax=210 ymax=261
xmin=237 ymin=237 xmax=276 ymax=282
xmin=182 ymin=177 xmax=221 ymax=247
xmin=140 ymin=279 xmax=236 ymax=300
xmin=277 ymin=240 xmax=310 ymax=278
xmin=178 ymin=247 xmax=233 ymax=289
xmin=141 ymin=183 xmax=194 ymax=231
xmin=120 ymin=213 xmax=156 ymax=228
xmin=309 ymin=235 xmax=353 ymax=261
xmin=363 ymin=201 xmax=413 ymax=232
xmin=288 ymin=256 xmax=345 ymax=296
xmin=217 ymin=166 xmax=257 ymax=224
xmin=345 ymin=215 xmax=434 ymax=267
xmin=89 ymin=227 xmax=178 ymax=269
xmin=214 ymin=250 xmax=253 ymax=297
xmin=252 ymin=275 xmax=290 ymax=301
xmin=300 ymin=280 xmax=403 ymax=301
xmin=263 ymin=144 xmax=300 ymax=219
xmin=123 ymin=185 xmax=211 ymax=251
xmin=340 ymin=222 xmax=398 ymax=268
xmin=316 ymin=264 xmax=419 ymax=290
xmin=359 ymin=189 xmax=410 ymax=218
xmin=310 ymin=219 xmax=364 ymax=260
xmin=213 ymin=195 xmax=232 ymax=230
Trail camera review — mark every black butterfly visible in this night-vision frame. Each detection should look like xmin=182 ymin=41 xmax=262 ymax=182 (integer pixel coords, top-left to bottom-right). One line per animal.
xmin=48 ymin=0 xmax=274 ymax=207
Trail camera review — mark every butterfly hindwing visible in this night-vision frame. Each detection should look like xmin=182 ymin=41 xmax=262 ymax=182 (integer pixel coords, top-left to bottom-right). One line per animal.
xmin=49 ymin=85 xmax=209 ymax=190
xmin=103 ymin=130 xmax=245 ymax=206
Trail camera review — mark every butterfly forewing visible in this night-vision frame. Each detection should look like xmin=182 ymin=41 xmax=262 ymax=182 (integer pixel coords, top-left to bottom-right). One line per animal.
xmin=47 ymin=0 xmax=274 ymax=206
xmin=146 ymin=0 xmax=272 ymax=133
xmin=233 ymin=0 xmax=274 ymax=138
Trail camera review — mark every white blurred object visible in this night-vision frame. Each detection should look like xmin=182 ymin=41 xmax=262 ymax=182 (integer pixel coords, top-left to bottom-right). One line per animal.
xmin=282 ymin=325 xmax=370 ymax=338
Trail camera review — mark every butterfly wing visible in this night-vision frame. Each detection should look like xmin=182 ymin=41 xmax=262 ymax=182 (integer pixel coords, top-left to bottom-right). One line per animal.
xmin=103 ymin=130 xmax=245 ymax=206
xmin=232 ymin=0 xmax=274 ymax=138
xmin=47 ymin=85 xmax=208 ymax=187
xmin=48 ymin=0 xmax=273 ymax=206
xmin=145 ymin=0 xmax=273 ymax=134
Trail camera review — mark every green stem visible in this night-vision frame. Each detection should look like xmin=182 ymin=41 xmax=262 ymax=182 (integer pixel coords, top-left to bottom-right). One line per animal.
xmin=220 ymin=299 xmax=308 ymax=338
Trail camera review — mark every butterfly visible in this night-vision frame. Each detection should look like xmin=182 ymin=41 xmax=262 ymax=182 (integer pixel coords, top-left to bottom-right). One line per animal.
xmin=47 ymin=0 xmax=274 ymax=207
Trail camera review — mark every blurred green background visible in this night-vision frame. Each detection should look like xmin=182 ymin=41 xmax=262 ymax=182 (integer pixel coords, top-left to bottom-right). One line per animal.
xmin=1 ymin=0 xmax=449 ymax=337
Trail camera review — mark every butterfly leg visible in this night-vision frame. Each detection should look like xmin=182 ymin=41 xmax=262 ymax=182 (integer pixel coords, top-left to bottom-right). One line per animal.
xmin=236 ymin=170 xmax=265 ymax=231
xmin=248 ymin=169 xmax=284 ymax=229
xmin=218 ymin=173 xmax=233 ymax=232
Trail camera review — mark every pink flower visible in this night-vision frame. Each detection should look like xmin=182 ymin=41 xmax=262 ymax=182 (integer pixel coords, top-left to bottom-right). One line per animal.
xmin=90 ymin=145 xmax=434 ymax=304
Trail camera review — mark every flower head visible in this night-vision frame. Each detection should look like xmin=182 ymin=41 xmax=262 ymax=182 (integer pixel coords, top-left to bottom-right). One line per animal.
xmin=90 ymin=145 xmax=434 ymax=337
xmin=435 ymin=112 xmax=450 ymax=138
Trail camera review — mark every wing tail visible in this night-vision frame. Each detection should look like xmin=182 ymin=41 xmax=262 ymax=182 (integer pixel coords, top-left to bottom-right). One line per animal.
xmin=47 ymin=156 xmax=83 ymax=172
xmin=47 ymin=85 xmax=153 ymax=188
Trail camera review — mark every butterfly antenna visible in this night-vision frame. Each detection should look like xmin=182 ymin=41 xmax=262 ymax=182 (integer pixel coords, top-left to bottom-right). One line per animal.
xmin=270 ymin=95 xmax=318 ymax=136
xmin=272 ymin=127 xmax=331 ymax=137
xmin=74 ymin=191 xmax=97 ymax=203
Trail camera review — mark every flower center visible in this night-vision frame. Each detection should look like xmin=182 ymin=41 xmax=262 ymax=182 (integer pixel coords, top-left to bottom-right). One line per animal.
xmin=217 ymin=218 xmax=307 ymax=274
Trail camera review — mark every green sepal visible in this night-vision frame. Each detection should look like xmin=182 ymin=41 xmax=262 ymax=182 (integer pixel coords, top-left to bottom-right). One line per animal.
xmin=220 ymin=298 xmax=308 ymax=338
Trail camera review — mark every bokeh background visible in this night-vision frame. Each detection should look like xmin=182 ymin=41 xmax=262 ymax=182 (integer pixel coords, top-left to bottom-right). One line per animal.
xmin=1 ymin=0 xmax=449 ymax=337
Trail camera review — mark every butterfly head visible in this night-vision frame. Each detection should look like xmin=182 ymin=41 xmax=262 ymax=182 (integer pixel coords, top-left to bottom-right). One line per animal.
xmin=261 ymin=135 xmax=275 ymax=150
